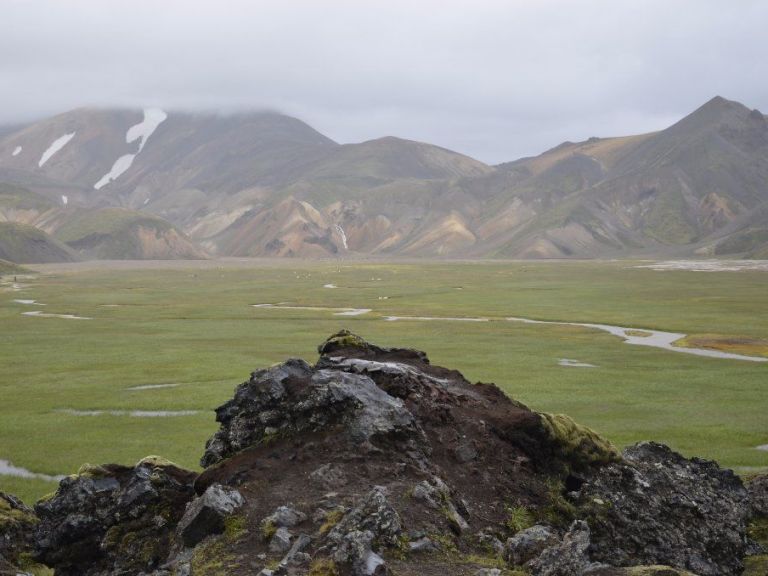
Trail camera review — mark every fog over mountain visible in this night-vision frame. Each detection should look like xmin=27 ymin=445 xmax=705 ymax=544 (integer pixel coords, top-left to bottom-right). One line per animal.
xmin=2 ymin=0 xmax=768 ymax=163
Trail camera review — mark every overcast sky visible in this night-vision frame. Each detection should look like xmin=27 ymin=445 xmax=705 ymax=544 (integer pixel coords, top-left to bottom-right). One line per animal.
xmin=2 ymin=0 xmax=767 ymax=163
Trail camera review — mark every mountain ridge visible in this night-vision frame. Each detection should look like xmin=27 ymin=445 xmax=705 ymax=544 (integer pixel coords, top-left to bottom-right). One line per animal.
xmin=0 ymin=96 xmax=766 ymax=260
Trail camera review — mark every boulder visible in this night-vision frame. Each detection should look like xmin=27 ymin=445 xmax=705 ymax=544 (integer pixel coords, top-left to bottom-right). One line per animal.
xmin=310 ymin=463 xmax=348 ymax=490
xmin=528 ymin=520 xmax=599 ymax=576
xmin=201 ymin=358 xmax=424 ymax=467
xmin=748 ymin=473 xmax=768 ymax=517
xmin=280 ymin=533 xmax=311 ymax=566
xmin=33 ymin=456 xmax=196 ymax=576
xmin=505 ymin=524 xmax=559 ymax=566
xmin=264 ymin=505 xmax=307 ymax=529
xmin=412 ymin=477 xmax=470 ymax=534
xmin=577 ymin=442 xmax=751 ymax=576
xmin=328 ymin=486 xmax=401 ymax=575
xmin=269 ymin=527 xmax=293 ymax=554
xmin=408 ymin=536 xmax=440 ymax=553
xmin=175 ymin=483 xmax=244 ymax=547
xmin=328 ymin=486 xmax=401 ymax=549
xmin=332 ymin=530 xmax=387 ymax=576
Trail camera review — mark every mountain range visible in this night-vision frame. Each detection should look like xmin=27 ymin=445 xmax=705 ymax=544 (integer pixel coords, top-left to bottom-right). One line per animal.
xmin=0 ymin=96 xmax=766 ymax=262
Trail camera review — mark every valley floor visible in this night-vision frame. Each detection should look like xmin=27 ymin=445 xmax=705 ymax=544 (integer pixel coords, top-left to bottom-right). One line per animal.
xmin=1 ymin=258 xmax=766 ymax=503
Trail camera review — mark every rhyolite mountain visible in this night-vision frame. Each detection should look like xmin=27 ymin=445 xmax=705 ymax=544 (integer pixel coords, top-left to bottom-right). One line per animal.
xmin=0 ymin=182 xmax=203 ymax=261
xmin=0 ymin=96 xmax=766 ymax=260
xmin=0 ymin=222 xmax=76 ymax=264
xmin=1 ymin=331 xmax=767 ymax=575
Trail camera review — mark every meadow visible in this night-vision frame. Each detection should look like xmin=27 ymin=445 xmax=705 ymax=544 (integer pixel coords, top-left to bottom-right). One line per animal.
xmin=1 ymin=258 xmax=766 ymax=503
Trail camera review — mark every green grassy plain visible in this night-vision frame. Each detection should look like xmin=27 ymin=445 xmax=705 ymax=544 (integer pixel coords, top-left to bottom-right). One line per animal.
xmin=1 ymin=259 xmax=766 ymax=503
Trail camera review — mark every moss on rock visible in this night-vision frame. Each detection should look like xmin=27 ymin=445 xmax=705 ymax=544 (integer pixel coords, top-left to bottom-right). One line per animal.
xmin=308 ymin=558 xmax=340 ymax=576
xmin=76 ymin=462 xmax=114 ymax=479
xmin=0 ymin=492 xmax=38 ymax=567
xmin=538 ymin=412 xmax=620 ymax=469
xmin=136 ymin=455 xmax=180 ymax=469
xmin=318 ymin=329 xmax=371 ymax=355
xmin=319 ymin=508 xmax=345 ymax=535
xmin=745 ymin=555 xmax=768 ymax=576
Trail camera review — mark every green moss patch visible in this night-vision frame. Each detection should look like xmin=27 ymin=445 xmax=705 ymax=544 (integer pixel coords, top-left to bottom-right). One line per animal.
xmin=538 ymin=412 xmax=620 ymax=468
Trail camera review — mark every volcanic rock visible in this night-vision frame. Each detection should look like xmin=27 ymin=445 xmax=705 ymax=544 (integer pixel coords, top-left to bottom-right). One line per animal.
xmin=176 ymin=483 xmax=245 ymax=547
xmin=748 ymin=473 xmax=768 ymax=517
xmin=9 ymin=331 xmax=759 ymax=575
xmin=505 ymin=524 xmax=559 ymax=566
xmin=576 ymin=442 xmax=751 ymax=575
xmin=0 ymin=492 xmax=37 ymax=569
xmin=33 ymin=457 xmax=196 ymax=576
xmin=528 ymin=520 xmax=599 ymax=575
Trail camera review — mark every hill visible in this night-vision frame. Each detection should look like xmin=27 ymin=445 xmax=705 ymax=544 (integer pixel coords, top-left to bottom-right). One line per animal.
xmin=0 ymin=258 xmax=27 ymax=275
xmin=1 ymin=97 xmax=767 ymax=258
xmin=0 ymin=222 xmax=76 ymax=263
xmin=51 ymin=207 xmax=207 ymax=260
xmin=0 ymin=182 xmax=204 ymax=260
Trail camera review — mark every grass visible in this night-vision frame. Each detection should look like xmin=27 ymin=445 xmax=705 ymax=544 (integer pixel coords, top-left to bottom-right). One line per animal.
xmin=0 ymin=259 xmax=766 ymax=503
xmin=0 ymin=259 xmax=28 ymax=275
xmin=53 ymin=207 xmax=172 ymax=244
xmin=674 ymin=334 xmax=768 ymax=358
xmin=643 ymin=188 xmax=698 ymax=245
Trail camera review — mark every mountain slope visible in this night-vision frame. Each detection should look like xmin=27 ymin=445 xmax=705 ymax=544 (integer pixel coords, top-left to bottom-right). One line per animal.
xmin=0 ymin=181 xmax=205 ymax=260
xmin=51 ymin=207 xmax=207 ymax=260
xmin=0 ymin=258 xmax=28 ymax=274
xmin=0 ymin=222 xmax=76 ymax=263
xmin=486 ymin=96 xmax=768 ymax=258
xmin=1 ymin=97 xmax=766 ymax=259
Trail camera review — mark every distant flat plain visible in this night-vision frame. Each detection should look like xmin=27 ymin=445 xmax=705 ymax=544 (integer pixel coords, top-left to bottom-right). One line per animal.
xmin=1 ymin=258 xmax=766 ymax=503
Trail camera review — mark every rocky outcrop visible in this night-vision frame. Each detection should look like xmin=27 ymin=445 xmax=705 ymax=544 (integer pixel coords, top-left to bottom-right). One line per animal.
xmin=33 ymin=457 xmax=196 ymax=576
xmin=748 ymin=473 xmax=768 ymax=517
xmin=4 ymin=331 xmax=761 ymax=575
xmin=505 ymin=524 xmax=559 ymax=566
xmin=200 ymin=356 xmax=424 ymax=468
xmin=528 ymin=520 xmax=598 ymax=576
xmin=327 ymin=486 xmax=402 ymax=575
xmin=0 ymin=492 xmax=37 ymax=571
xmin=176 ymin=483 xmax=245 ymax=547
xmin=575 ymin=442 xmax=751 ymax=575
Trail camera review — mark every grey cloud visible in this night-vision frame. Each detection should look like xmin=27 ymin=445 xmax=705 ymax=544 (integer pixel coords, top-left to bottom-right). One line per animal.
xmin=1 ymin=0 xmax=766 ymax=163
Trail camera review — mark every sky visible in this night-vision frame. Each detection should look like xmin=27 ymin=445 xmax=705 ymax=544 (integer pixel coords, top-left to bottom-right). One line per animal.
xmin=2 ymin=0 xmax=767 ymax=164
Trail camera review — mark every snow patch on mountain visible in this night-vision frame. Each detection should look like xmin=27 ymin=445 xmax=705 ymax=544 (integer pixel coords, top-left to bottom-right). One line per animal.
xmin=39 ymin=132 xmax=76 ymax=167
xmin=94 ymin=108 xmax=167 ymax=190
xmin=95 ymin=154 xmax=135 ymax=189
xmin=127 ymin=108 xmax=167 ymax=152
xmin=12 ymin=146 xmax=22 ymax=156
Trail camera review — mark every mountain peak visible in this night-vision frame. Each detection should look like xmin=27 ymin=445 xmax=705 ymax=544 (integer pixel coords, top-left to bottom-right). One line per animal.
xmin=683 ymin=95 xmax=748 ymax=123
xmin=658 ymin=96 xmax=754 ymax=140
xmin=705 ymin=95 xmax=734 ymax=107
